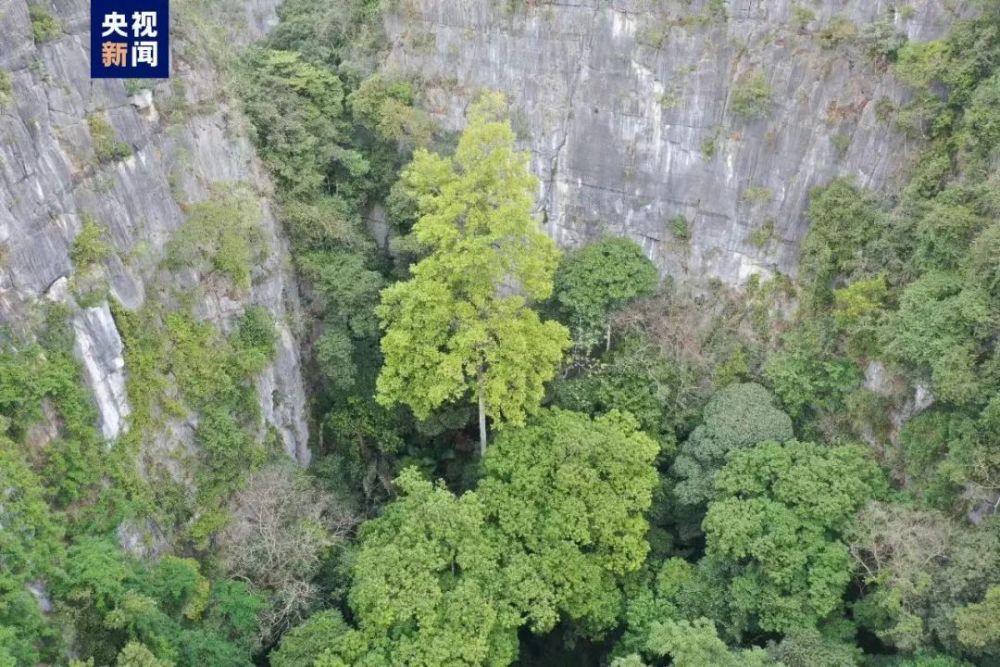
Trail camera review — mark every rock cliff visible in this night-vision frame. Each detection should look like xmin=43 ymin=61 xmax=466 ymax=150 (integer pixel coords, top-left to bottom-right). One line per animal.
xmin=384 ymin=0 xmax=965 ymax=285
xmin=0 ymin=0 xmax=970 ymax=478
xmin=0 ymin=0 xmax=309 ymax=462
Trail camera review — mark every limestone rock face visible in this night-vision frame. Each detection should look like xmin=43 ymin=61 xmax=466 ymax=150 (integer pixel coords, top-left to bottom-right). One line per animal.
xmin=384 ymin=0 xmax=964 ymax=286
xmin=0 ymin=0 xmax=309 ymax=462
xmin=72 ymin=304 xmax=130 ymax=441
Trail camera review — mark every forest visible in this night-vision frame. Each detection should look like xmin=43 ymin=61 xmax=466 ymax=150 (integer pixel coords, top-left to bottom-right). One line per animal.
xmin=1 ymin=0 xmax=999 ymax=665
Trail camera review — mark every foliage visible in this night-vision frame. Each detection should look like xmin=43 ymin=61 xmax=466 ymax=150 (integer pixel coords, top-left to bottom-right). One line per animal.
xmin=644 ymin=617 xmax=774 ymax=666
xmin=237 ymin=0 xmax=425 ymax=512
xmin=730 ymin=71 xmax=773 ymax=121
xmin=773 ymin=5 xmax=1000 ymax=515
xmin=670 ymin=214 xmax=690 ymax=240
xmin=113 ymin=299 xmax=279 ymax=536
xmin=0 ymin=433 xmax=65 ymax=665
xmin=267 ymin=0 xmax=386 ymax=74
xmin=480 ymin=409 xmax=660 ymax=634
xmin=29 ymin=4 xmax=60 ymax=43
xmin=763 ymin=322 xmax=862 ymax=421
xmin=0 ymin=70 xmax=12 ymax=107
xmin=315 ymin=408 xmax=658 ymax=665
xmin=329 ymin=468 xmax=520 ymax=666
xmin=349 ymin=74 xmax=434 ymax=150
xmin=832 ymin=275 xmax=888 ymax=357
xmin=165 ymin=187 xmax=267 ymax=289
xmin=914 ymin=201 xmax=985 ymax=273
xmin=548 ymin=334 xmax=684 ymax=450
xmin=798 ymin=178 xmax=885 ymax=307
xmin=115 ymin=642 xmax=172 ymax=667
xmin=375 ymin=94 xmax=570 ymax=445
xmin=71 ymin=216 xmax=111 ymax=269
xmin=271 ymin=610 xmax=351 ymax=667
xmin=880 ymin=272 xmax=993 ymax=405
xmin=552 ymin=236 xmax=658 ymax=353
xmin=850 ymin=505 xmax=1000 ymax=658
xmin=791 ymin=4 xmax=815 ymax=30
xmin=861 ymin=18 xmax=908 ymax=64
xmin=617 ymin=558 xmax=711 ymax=659
xmin=87 ymin=113 xmax=132 ymax=163
xmin=954 ymin=586 xmax=1000 ymax=651
xmin=0 ymin=321 xmax=135 ymax=521
xmin=702 ymin=440 xmax=885 ymax=634
xmin=766 ymin=626 xmax=862 ymax=667
xmin=965 ymin=220 xmax=1000 ymax=302
xmin=671 ymin=383 xmax=793 ymax=509
xmin=742 ymin=186 xmax=773 ymax=204
xmin=53 ymin=536 xmax=264 ymax=665
xmin=298 ymin=248 xmax=384 ymax=389
xmin=232 ymin=306 xmax=278 ymax=373
xmin=239 ymin=49 xmax=351 ymax=198
xmin=818 ymin=14 xmax=858 ymax=49
xmin=13 ymin=1 xmax=1000 ymax=666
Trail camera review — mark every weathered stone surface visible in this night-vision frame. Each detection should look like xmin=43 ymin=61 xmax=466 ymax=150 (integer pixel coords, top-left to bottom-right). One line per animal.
xmin=72 ymin=304 xmax=130 ymax=441
xmin=0 ymin=0 xmax=308 ymax=462
xmin=117 ymin=517 xmax=170 ymax=559
xmin=384 ymin=0 xmax=966 ymax=286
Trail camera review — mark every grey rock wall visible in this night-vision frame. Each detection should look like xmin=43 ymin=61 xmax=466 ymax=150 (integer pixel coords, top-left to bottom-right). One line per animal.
xmin=384 ymin=0 xmax=965 ymax=286
xmin=72 ymin=302 xmax=130 ymax=440
xmin=0 ymin=0 xmax=309 ymax=462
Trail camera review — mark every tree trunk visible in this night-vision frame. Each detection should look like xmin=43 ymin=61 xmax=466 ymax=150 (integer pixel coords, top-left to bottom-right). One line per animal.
xmin=478 ymin=386 xmax=487 ymax=457
xmin=606 ymin=322 xmax=612 ymax=353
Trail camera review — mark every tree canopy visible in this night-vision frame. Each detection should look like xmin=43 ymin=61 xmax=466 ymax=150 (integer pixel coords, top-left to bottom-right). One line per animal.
xmin=375 ymin=94 xmax=569 ymax=453
xmin=702 ymin=440 xmax=886 ymax=634
xmin=553 ymin=236 xmax=659 ymax=352
xmin=672 ymin=382 xmax=794 ymax=509
xmin=316 ymin=408 xmax=660 ymax=665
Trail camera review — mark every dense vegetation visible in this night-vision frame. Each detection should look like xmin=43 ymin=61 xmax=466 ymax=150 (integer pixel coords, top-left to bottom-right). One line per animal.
xmin=2 ymin=0 xmax=999 ymax=665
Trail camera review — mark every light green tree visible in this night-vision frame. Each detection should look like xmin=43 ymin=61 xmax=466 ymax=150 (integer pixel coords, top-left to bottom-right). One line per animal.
xmin=612 ymin=618 xmax=779 ymax=667
xmin=955 ymin=585 xmax=1000 ymax=651
xmin=271 ymin=610 xmax=350 ymax=667
xmin=375 ymin=93 xmax=569 ymax=454
xmin=323 ymin=468 xmax=519 ymax=667
xmin=313 ymin=408 xmax=659 ymax=666
xmin=645 ymin=618 xmax=776 ymax=667
xmin=116 ymin=642 xmax=173 ymax=667
xmin=480 ymin=408 xmax=660 ymax=634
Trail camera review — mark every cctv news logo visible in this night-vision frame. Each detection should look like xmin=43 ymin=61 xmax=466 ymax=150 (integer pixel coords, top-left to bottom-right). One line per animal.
xmin=91 ymin=0 xmax=169 ymax=78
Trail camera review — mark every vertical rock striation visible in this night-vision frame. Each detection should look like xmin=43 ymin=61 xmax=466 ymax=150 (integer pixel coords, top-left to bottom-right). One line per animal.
xmin=384 ymin=0 xmax=966 ymax=285
xmin=0 ymin=0 xmax=309 ymax=462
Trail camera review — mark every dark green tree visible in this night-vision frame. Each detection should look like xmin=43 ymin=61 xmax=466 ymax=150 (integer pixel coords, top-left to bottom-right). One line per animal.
xmin=553 ymin=237 xmax=659 ymax=353
xmin=672 ymin=383 xmax=793 ymax=509
xmin=702 ymin=440 xmax=885 ymax=634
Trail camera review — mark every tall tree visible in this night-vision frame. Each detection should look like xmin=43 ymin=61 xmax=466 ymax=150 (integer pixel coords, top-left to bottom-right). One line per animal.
xmin=375 ymin=93 xmax=569 ymax=454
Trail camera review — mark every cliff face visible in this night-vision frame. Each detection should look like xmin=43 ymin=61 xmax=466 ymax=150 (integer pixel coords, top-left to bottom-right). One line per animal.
xmin=0 ymin=0 xmax=968 ymax=474
xmin=0 ymin=0 xmax=308 ymax=461
xmin=384 ymin=0 xmax=964 ymax=285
